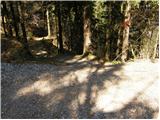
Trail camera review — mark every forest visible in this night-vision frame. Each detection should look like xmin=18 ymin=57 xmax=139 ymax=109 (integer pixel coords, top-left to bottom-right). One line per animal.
xmin=1 ymin=0 xmax=159 ymax=119
xmin=1 ymin=0 xmax=159 ymax=62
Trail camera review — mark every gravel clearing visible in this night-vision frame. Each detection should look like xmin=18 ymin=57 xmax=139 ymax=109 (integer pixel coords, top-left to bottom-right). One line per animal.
xmin=1 ymin=59 xmax=159 ymax=119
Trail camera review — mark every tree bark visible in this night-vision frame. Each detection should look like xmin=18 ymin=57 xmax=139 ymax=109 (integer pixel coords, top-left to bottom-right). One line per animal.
xmin=57 ymin=2 xmax=64 ymax=53
xmin=17 ymin=2 xmax=32 ymax=57
xmin=83 ymin=2 xmax=91 ymax=55
xmin=121 ymin=1 xmax=131 ymax=62
xmin=9 ymin=2 xmax=20 ymax=40
xmin=151 ymin=27 xmax=159 ymax=59
xmin=105 ymin=2 xmax=112 ymax=60
xmin=46 ymin=9 xmax=51 ymax=38
xmin=1 ymin=15 xmax=7 ymax=37
xmin=2 ymin=1 xmax=13 ymax=37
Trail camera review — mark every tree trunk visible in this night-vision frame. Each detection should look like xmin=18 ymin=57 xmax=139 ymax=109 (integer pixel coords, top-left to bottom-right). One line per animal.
xmin=17 ymin=2 xmax=32 ymax=57
xmin=109 ymin=2 xmax=119 ymax=60
xmin=57 ymin=2 xmax=64 ymax=53
xmin=50 ymin=11 xmax=55 ymax=37
xmin=2 ymin=15 xmax=7 ymax=37
xmin=105 ymin=2 xmax=112 ymax=60
xmin=151 ymin=27 xmax=159 ymax=59
xmin=72 ymin=2 xmax=84 ymax=54
xmin=2 ymin=1 xmax=13 ymax=37
xmin=83 ymin=2 xmax=91 ymax=55
xmin=46 ymin=9 xmax=51 ymax=38
xmin=121 ymin=1 xmax=131 ymax=62
xmin=116 ymin=2 xmax=124 ymax=60
xmin=9 ymin=2 xmax=20 ymax=40
xmin=1 ymin=2 xmax=7 ymax=37
xmin=55 ymin=16 xmax=59 ymax=47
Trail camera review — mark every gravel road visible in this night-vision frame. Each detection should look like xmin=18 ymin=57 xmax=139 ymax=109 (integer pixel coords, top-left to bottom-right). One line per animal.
xmin=1 ymin=59 xmax=159 ymax=119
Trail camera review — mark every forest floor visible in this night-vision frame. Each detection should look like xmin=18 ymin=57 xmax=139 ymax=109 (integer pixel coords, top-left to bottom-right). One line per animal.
xmin=1 ymin=56 xmax=159 ymax=119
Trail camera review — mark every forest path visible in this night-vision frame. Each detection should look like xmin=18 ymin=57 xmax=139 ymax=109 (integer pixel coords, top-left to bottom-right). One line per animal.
xmin=1 ymin=58 xmax=159 ymax=119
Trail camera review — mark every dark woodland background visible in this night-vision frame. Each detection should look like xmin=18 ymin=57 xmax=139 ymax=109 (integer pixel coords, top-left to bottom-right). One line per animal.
xmin=1 ymin=1 xmax=159 ymax=62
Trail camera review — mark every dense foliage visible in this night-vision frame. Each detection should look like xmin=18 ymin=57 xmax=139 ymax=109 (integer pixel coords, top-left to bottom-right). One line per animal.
xmin=1 ymin=1 xmax=159 ymax=62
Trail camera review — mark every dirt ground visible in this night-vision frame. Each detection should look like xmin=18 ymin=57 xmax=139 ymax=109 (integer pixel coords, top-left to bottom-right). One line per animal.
xmin=1 ymin=57 xmax=159 ymax=119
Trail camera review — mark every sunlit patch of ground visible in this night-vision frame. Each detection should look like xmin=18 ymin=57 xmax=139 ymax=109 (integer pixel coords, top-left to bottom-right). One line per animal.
xmin=1 ymin=59 xmax=159 ymax=118
xmin=93 ymin=59 xmax=159 ymax=118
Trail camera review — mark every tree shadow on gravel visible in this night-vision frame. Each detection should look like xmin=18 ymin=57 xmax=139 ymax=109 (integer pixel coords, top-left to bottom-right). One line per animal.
xmin=1 ymin=60 xmax=158 ymax=119
xmin=90 ymin=101 xmax=158 ymax=119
